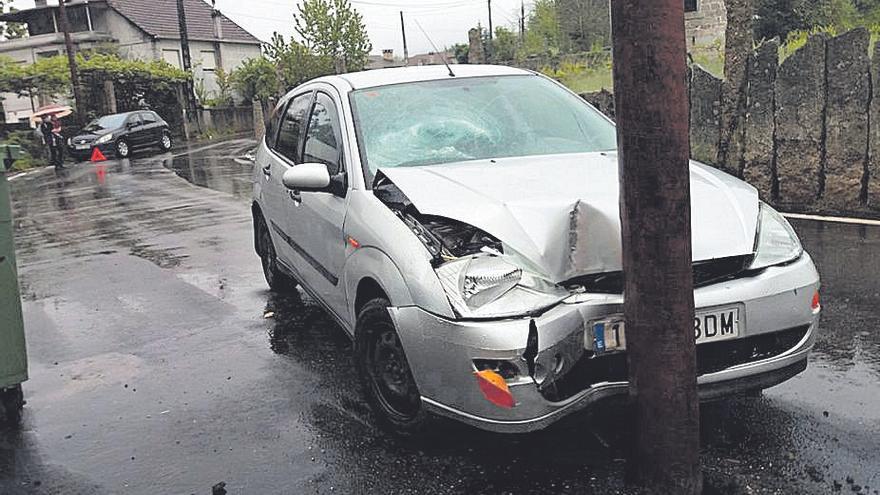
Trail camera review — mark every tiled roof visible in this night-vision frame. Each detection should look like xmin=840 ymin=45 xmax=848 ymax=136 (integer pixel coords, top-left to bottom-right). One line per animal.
xmin=106 ymin=0 xmax=261 ymax=44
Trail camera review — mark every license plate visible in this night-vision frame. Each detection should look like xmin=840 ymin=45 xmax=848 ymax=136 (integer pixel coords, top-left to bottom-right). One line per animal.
xmin=75 ymin=144 xmax=90 ymax=150
xmin=587 ymin=306 xmax=740 ymax=354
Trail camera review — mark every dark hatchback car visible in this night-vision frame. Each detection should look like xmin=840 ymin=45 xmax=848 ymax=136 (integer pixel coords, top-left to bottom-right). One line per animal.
xmin=68 ymin=110 xmax=173 ymax=160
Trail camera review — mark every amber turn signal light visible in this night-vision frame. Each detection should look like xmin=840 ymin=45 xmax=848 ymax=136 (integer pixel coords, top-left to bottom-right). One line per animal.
xmin=474 ymin=369 xmax=516 ymax=409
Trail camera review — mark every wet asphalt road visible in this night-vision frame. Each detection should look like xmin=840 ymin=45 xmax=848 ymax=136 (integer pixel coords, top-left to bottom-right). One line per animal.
xmin=1 ymin=139 xmax=878 ymax=494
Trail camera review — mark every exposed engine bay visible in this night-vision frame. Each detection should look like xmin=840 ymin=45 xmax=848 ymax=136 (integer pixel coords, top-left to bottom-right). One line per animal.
xmin=374 ymin=173 xmax=502 ymax=264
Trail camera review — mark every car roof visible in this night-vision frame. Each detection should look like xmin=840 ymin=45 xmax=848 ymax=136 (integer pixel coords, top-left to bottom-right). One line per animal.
xmin=323 ymin=64 xmax=534 ymax=91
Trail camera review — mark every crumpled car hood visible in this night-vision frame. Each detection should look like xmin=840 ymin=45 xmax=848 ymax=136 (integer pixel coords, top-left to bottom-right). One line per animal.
xmin=378 ymin=151 xmax=760 ymax=282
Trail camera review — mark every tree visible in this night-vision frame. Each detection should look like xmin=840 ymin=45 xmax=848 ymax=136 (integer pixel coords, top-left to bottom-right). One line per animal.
xmin=492 ymin=27 xmax=518 ymax=62
xmin=231 ymin=57 xmax=278 ymax=102
xmin=265 ymin=32 xmax=334 ymax=91
xmin=557 ymin=0 xmax=611 ymax=51
xmin=450 ymin=43 xmax=469 ymax=64
xmin=520 ymin=0 xmax=565 ymax=57
xmin=293 ymin=0 xmax=372 ymax=72
xmin=0 ymin=1 xmax=27 ymax=40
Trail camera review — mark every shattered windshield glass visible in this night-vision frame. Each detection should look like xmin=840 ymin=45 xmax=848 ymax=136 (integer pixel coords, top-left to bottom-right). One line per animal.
xmin=350 ymin=75 xmax=617 ymax=176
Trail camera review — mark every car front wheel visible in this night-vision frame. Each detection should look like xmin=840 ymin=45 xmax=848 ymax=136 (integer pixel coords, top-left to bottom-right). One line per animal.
xmin=159 ymin=132 xmax=172 ymax=151
xmin=355 ymin=297 xmax=434 ymax=437
xmin=116 ymin=139 xmax=130 ymax=158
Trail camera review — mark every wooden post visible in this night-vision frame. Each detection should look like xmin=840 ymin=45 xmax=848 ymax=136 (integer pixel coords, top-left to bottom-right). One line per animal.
xmin=610 ymin=0 xmax=702 ymax=493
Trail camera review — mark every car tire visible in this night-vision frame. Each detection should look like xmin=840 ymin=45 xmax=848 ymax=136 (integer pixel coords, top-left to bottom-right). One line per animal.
xmin=159 ymin=131 xmax=173 ymax=151
xmin=256 ymin=214 xmax=297 ymax=292
xmin=0 ymin=385 xmax=24 ymax=426
xmin=355 ymin=297 xmax=435 ymax=438
xmin=115 ymin=138 xmax=131 ymax=159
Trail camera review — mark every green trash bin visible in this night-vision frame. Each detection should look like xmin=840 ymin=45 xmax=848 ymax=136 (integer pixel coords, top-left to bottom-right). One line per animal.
xmin=0 ymin=151 xmax=27 ymax=424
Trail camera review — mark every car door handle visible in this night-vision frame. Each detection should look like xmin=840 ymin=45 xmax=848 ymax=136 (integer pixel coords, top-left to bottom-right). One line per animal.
xmin=262 ymin=165 xmax=271 ymax=176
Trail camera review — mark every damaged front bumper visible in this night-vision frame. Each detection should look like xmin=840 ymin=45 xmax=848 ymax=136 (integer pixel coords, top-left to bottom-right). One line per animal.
xmin=388 ymin=254 xmax=820 ymax=434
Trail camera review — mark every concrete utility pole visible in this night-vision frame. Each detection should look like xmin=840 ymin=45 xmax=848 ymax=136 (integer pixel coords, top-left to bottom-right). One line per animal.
xmin=609 ymin=0 xmax=702 ymax=493
xmin=176 ymin=0 xmax=199 ymax=135
xmin=400 ymin=11 xmax=409 ymax=66
xmin=486 ymin=0 xmax=493 ymax=62
xmin=57 ymin=0 xmax=84 ymax=124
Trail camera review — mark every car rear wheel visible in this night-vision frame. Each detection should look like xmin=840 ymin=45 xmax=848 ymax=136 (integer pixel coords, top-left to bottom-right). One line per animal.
xmin=355 ymin=298 xmax=434 ymax=438
xmin=256 ymin=215 xmax=297 ymax=292
xmin=0 ymin=385 xmax=24 ymax=426
xmin=159 ymin=132 xmax=172 ymax=151
xmin=116 ymin=139 xmax=130 ymax=158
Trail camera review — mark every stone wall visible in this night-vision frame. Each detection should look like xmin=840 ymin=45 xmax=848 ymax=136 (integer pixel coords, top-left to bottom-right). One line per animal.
xmin=583 ymin=28 xmax=880 ymax=218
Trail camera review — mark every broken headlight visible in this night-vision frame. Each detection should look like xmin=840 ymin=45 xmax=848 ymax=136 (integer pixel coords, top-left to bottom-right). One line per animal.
xmin=749 ymin=202 xmax=803 ymax=270
xmin=436 ymin=255 xmax=568 ymax=319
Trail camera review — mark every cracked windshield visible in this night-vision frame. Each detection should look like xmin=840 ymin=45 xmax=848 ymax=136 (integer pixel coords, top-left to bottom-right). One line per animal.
xmin=352 ymin=75 xmax=617 ymax=172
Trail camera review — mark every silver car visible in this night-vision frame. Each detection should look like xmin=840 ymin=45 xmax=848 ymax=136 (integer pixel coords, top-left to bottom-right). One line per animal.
xmin=251 ymin=65 xmax=821 ymax=436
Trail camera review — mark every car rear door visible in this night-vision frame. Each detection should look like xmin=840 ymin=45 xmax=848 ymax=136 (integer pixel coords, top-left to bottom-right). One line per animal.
xmin=261 ymin=91 xmax=314 ymax=273
xmin=139 ymin=111 xmax=162 ymax=145
xmin=281 ymin=90 xmax=349 ymax=316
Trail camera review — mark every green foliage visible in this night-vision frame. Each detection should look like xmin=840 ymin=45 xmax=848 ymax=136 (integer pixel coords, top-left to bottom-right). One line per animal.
xmin=451 ymin=43 xmax=470 ymax=64
xmin=520 ymin=0 xmax=565 ymax=58
xmin=265 ymin=32 xmax=334 ymax=90
xmin=492 ymin=27 xmax=518 ymax=62
xmin=78 ymin=54 xmax=189 ymax=128
xmin=293 ymin=0 xmax=372 ymax=72
xmin=2 ymin=130 xmax=47 ymax=171
xmin=755 ymin=0 xmax=880 ymax=41
xmin=556 ymin=0 xmax=610 ymax=52
xmin=214 ymin=67 xmax=233 ymax=107
xmin=0 ymin=1 xmax=27 ymax=40
xmin=230 ymin=57 xmax=278 ymax=101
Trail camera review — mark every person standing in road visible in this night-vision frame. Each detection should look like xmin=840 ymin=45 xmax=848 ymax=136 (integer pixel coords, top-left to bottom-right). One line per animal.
xmin=50 ymin=115 xmax=64 ymax=169
xmin=40 ymin=115 xmax=64 ymax=169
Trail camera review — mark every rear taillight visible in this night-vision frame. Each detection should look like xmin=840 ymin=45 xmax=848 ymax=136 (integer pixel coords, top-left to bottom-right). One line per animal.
xmin=811 ymin=291 xmax=821 ymax=312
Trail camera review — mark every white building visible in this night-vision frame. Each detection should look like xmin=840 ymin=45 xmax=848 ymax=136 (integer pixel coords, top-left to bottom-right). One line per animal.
xmin=0 ymin=0 xmax=263 ymax=123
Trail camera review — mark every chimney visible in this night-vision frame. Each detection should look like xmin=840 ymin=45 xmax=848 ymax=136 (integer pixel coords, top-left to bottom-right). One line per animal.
xmin=211 ymin=4 xmax=223 ymax=39
xmin=382 ymin=49 xmax=394 ymax=62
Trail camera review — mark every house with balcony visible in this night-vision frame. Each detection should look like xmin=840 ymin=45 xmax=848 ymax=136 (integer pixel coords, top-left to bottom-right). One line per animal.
xmin=0 ymin=0 xmax=262 ymax=123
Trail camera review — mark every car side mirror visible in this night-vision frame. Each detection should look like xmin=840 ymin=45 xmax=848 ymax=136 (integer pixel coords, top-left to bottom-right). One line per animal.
xmin=282 ymin=163 xmax=331 ymax=192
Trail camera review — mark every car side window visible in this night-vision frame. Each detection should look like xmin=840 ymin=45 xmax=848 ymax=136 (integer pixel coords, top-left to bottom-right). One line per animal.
xmin=274 ymin=93 xmax=313 ymax=164
xmin=303 ymin=93 xmax=343 ymax=175
xmin=265 ymin=101 xmax=285 ymax=149
xmin=141 ymin=112 xmax=157 ymax=124
xmin=127 ymin=114 xmax=142 ymax=128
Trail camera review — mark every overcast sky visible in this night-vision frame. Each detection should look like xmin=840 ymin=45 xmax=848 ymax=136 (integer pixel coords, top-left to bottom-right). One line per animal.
xmin=11 ymin=0 xmax=531 ymax=56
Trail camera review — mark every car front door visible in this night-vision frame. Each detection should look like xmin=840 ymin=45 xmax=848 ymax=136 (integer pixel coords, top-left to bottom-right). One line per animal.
xmin=261 ymin=91 xmax=314 ymax=274
xmin=282 ymin=90 xmax=349 ymax=316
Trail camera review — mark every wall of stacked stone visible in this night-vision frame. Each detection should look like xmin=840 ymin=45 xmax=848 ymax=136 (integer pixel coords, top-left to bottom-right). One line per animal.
xmin=582 ymin=27 xmax=880 ymax=217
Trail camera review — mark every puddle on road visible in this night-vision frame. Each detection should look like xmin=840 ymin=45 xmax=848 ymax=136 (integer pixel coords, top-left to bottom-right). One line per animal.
xmin=164 ymin=152 xmax=254 ymax=201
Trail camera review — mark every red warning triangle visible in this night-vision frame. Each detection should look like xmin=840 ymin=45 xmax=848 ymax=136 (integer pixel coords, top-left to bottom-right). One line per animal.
xmin=90 ymin=147 xmax=107 ymax=162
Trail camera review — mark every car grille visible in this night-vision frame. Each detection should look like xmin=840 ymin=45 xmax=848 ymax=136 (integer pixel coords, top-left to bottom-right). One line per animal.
xmin=565 ymin=255 xmax=755 ymax=294
xmin=539 ymin=324 xmax=811 ymax=402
